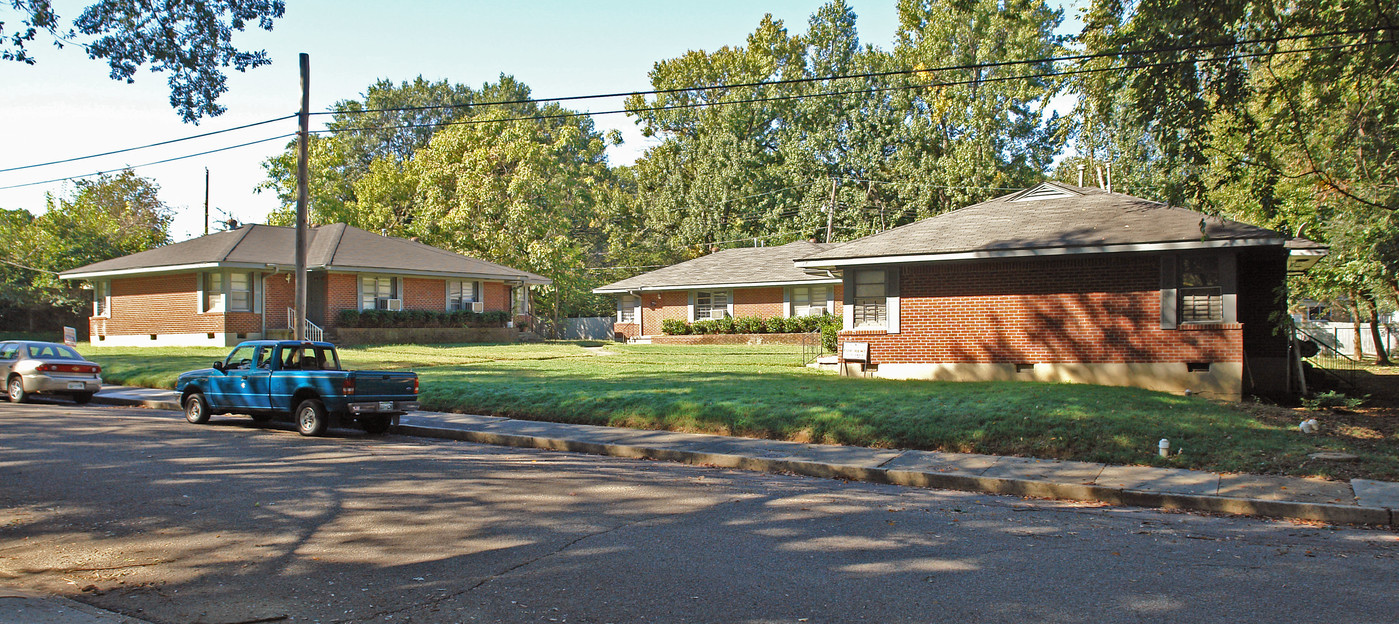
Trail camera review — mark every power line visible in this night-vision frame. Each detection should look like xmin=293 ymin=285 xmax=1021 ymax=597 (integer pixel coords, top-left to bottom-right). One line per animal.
xmin=2 ymin=31 xmax=1389 ymax=193
xmin=309 ymin=37 xmax=1395 ymax=138
xmin=312 ymin=26 xmax=1391 ymax=118
xmin=0 ymin=115 xmax=295 ymax=174
xmin=0 ymin=134 xmax=296 ymax=192
xmin=0 ymin=257 xmax=56 ymax=274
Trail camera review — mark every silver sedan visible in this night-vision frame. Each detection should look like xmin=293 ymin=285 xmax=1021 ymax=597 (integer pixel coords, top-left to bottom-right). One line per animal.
xmin=0 ymin=341 xmax=103 ymax=404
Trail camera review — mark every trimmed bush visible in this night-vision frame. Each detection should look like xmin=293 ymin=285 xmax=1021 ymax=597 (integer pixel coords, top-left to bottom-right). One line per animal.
xmin=662 ymin=319 xmax=690 ymax=335
xmin=336 ymin=308 xmax=510 ymax=329
xmin=660 ymin=313 xmax=842 ymax=351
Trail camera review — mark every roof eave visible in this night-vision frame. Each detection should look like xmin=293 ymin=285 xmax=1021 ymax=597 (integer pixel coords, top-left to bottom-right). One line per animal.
xmin=593 ymin=276 xmax=841 ymax=294
xmin=794 ymin=238 xmax=1289 ymax=269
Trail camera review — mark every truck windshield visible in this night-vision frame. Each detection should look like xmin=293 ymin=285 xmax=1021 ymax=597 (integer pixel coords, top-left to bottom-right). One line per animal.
xmin=280 ymin=346 xmax=341 ymax=371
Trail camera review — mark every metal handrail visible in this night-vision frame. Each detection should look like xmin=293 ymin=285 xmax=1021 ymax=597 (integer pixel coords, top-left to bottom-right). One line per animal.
xmin=286 ymin=308 xmax=325 ymax=342
xmin=1295 ymin=324 xmax=1358 ymax=389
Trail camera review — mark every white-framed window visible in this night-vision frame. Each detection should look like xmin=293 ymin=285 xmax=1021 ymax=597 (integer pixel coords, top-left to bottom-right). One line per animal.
xmin=93 ymin=280 xmax=110 ymax=317
xmin=1179 ymin=256 xmax=1223 ymax=323
xmin=694 ymin=290 xmax=730 ymax=320
xmin=792 ymin=285 xmax=831 ymax=317
xmin=448 ymin=280 xmax=481 ymax=311
xmin=202 ymin=271 xmax=224 ymax=313
xmin=618 ymin=294 xmax=638 ymax=323
xmin=361 ymin=275 xmax=399 ymax=310
xmin=228 ymin=272 xmax=253 ymax=312
xmin=852 ymin=269 xmax=887 ymax=328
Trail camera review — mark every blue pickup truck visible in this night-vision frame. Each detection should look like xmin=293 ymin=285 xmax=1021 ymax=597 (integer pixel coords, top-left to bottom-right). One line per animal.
xmin=176 ymin=340 xmax=419 ymax=436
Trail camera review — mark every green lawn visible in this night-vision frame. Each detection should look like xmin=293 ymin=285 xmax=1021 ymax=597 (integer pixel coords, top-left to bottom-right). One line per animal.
xmin=79 ymin=342 xmax=1399 ymax=480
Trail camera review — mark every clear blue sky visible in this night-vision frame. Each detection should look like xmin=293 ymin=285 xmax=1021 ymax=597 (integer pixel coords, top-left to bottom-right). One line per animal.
xmin=0 ymin=1 xmax=1081 ymax=241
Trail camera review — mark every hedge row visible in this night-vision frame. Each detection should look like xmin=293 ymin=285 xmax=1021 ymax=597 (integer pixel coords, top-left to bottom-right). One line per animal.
xmin=337 ymin=309 xmax=512 ymax=329
xmin=662 ymin=315 xmax=843 ymax=352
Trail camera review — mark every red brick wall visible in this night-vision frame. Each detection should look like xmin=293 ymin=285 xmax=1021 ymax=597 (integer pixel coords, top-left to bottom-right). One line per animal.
xmin=97 ymin=274 xmax=224 ymax=336
xmin=324 ymin=273 xmax=360 ymax=329
xmin=640 ymin=291 xmax=690 ymax=336
xmin=615 ymin=322 xmax=640 ymax=340
xmin=264 ymin=273 xmax=295 ymax=329
xmin=404 ymin=277 xmax=446 ymax=311
xmin=734 ymin=287 xmax=784 ymax=318
xmin=839 ymin=255 xmax=1243 ymax=365
xmin=483 ymin=281 xmax=510 ymax=313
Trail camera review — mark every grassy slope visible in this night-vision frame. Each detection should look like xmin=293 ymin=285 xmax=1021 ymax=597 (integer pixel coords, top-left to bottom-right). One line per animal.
xmin=80 ymin=342 xmax=1398 ymax=480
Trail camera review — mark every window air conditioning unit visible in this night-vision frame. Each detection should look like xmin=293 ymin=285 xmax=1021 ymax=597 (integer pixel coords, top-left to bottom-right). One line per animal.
xmin=471 ymin=301 xmax=485 ymax=313
xmin=379 ymin=298 xmax=403 ymax=311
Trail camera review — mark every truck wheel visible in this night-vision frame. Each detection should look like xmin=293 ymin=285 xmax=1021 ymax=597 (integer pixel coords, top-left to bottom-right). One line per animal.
xmin=360 ymin=415 xmax=392 ymax=434
xmin=7 ymin=376 xmax=28 ymax=403
xmin=184 ymin=392 xmax=210 ymax=424
xmin=296 ymin=399 xmax=328 ymax=436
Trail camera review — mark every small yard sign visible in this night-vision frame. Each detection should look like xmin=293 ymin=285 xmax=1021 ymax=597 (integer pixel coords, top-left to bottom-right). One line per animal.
xmin=842 ymin=341 xmax=868 ymax=362
xmin=63 ymin=326 xmax=77 ymax=347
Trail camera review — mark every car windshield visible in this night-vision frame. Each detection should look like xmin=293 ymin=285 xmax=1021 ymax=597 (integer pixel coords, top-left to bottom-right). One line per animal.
xmin=27 ymin=344 xmax=83 ymax=360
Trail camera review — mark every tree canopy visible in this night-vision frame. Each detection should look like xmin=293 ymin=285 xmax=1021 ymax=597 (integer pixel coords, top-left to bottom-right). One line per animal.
xmin=2 ymin=0 xmax=286 ymax=122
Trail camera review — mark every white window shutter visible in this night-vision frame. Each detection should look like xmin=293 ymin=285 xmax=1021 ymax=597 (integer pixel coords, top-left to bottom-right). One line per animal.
xmin=1220 ymin=253 xmax=1237 ymax=324
xmin=688 ymin=291 xmax=696 ymax=322
xmin=783 ymin=287 xmax=792 ymax=318
xmin=885 ymin=267 xmax=900 ymax=333
xmin=842 ymin=271 xmax=854 ymax=329
xmin=1160 ymin=255 xmax=1178 ymax=329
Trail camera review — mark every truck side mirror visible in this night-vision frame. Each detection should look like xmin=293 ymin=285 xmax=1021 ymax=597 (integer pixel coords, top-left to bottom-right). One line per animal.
xmin=212 ymin=361 xmax=225 ymax=372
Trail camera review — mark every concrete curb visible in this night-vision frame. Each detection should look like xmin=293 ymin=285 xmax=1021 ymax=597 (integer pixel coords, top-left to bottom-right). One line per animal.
xmin=82 ymin=393 xmax=1395 ymax=527
xmin=89 ymin=394 xmax=180 ymax=411
xmin=394 ymin=423 xmax=1396 ymax=527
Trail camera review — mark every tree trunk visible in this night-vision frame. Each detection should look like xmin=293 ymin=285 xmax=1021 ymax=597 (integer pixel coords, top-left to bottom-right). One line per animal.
xmin=1364 ymin=291 xmax=1393 ymax=365
xmin=1348 ymin=297 xmax=1365 ymax=361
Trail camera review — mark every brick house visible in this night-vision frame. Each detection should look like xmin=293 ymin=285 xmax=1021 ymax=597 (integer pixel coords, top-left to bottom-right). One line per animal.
xmin=58 ymin=223 xmax=549 ymax=347
xmin=793 ymin=182 xmax=1325 ymax=400
xmin=593 ymin=240 xmax=843 ymax=341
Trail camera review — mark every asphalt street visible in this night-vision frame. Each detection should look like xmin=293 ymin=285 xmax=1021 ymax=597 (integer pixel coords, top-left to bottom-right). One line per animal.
xmin=0 ymin=402 xmax=1396 ymax=624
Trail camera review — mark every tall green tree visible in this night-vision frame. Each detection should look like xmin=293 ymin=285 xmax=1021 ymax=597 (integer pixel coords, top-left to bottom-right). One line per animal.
xmin=3 ymin=0 xmax=286 ymax=122
xmin=1 ymin=170 xmax=172 ymax=317
xmin=623 ymin=0 xmax=1064 ymax=265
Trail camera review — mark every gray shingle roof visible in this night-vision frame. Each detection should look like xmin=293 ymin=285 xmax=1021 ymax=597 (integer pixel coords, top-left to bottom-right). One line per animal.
xmin=799 ymin=182 xmax=1287 ymax=265
xmin=595 ymin=240 xmax=837 ymax=292
xmin=59 ymin=223 xmax=550 ymax=284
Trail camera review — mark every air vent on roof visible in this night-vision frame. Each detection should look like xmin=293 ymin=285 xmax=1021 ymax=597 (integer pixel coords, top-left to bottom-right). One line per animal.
xmin=1007 ymin=183 xmax=1083 ymax=202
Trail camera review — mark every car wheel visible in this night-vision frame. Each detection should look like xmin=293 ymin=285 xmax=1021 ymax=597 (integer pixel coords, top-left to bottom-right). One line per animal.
xmin=71 ymin=392 xmax=93 ymax=405
xmin=360 ymin=415 xmax=392 ymax=434
xmin=184 ymin=392 xmax=211 ymax=424
xmin=296 ymin=399 xmax=328 ymax=436
xmin=7 ymin=376 xmax=27 ymax=403
xmin=250 ymin=413 xmax=273 ymax=424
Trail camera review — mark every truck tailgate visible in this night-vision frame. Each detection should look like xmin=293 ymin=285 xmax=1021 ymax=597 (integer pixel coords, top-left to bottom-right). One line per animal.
xmin=352 ymin=371 xmax=417 ymax=397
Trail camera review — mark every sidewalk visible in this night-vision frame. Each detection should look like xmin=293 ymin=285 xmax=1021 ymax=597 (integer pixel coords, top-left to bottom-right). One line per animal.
xmin=92 ymin=385 xmax=1399 ymax=526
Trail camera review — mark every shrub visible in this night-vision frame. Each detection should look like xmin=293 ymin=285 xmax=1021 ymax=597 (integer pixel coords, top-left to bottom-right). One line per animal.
xmin=662 ymin=319 xmax=690 ymax=335
xmin=820 ymin=315 xmax=842 ymax=353
xmin=734 ymin=316 xmax=764 ymax=334
xmin=483 ymin=311 xmax=511 ymax=326
xmin=1302 ymin=390 xmax=1366 ymax=411
xmin=337 ymin=309 xmax=360 ymax=328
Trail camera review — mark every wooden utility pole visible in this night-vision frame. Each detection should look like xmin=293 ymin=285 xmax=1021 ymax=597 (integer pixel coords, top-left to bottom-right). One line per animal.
xmin=294 ymin=53 xmax=310 ymax=340
xmin=825 ymin=177 xmax=839 ymax=243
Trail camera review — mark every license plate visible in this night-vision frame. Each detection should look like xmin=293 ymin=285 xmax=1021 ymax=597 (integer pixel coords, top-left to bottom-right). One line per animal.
xmin=378 ymin=401 xmax=393 ymax=411
xmin=67 ymin=382 xmax=86 ymax=390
